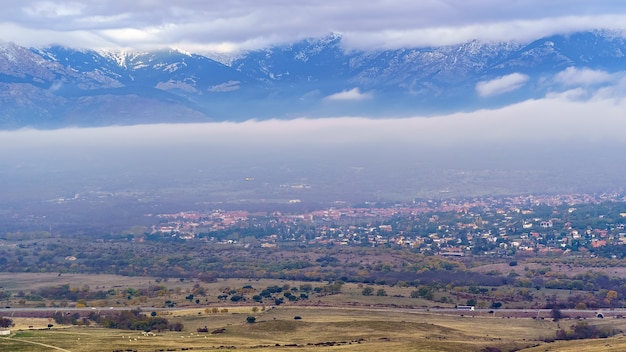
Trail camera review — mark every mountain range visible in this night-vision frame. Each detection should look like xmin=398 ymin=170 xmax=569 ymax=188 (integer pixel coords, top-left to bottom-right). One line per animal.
xmin=1 ymin=30 xmax=625 ymax=129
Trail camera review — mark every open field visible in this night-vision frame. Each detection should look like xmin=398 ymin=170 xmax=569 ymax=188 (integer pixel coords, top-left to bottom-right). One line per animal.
xmin=0 ymin=306 xmax=563 ymax=352
xmin=4 ymin=306 xmax=626 ymax=352
xmin=0 ymin=273 xmax=159 ymax=292
xmin=4 ymin=274 xmax=626 ymax=351
xmin=522 ymin=337 xmax=626 ymax=352
xmin=0 ymin=273 xmax=440 ymax=310
xmin=9 ymin=317 xmax=68 ymax=330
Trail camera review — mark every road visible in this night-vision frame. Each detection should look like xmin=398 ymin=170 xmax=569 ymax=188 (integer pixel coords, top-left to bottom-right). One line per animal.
xmin=4 ymin=305 xmax=625 ymax=319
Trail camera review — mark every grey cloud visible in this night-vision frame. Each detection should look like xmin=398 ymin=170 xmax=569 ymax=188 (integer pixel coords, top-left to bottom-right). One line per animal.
xmin=208 ymin=80 xmax=240 ymax=92
xmin=2 ymin=1 xmax=626 ymax=51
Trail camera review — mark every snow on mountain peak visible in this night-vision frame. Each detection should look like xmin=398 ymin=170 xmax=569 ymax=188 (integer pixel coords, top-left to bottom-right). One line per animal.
xmin=1 ymin=30 xmax=625 ymax=129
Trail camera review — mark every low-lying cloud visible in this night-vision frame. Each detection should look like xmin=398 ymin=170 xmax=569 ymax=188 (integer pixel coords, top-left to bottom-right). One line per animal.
xmin=554 ymin=67 xmax=616 ymax=86
xmin=208 ymin=80 xmax=241 ymax=92
xmin=324 ymin=88 xmax=373 ymax=101
xmin=2 ymin=86 xmax=626 ymax=203
xmin=476 ymin=73 xmax=529 ymax=97
xmin=3 ymin=87 xmax=626 ymax=152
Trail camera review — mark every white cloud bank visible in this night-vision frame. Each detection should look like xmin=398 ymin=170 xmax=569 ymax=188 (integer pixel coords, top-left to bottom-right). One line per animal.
xmin=4 ymin=88 xmax=626 ymax=152
xmin=476 ymin=73 xmax=529 ymax=97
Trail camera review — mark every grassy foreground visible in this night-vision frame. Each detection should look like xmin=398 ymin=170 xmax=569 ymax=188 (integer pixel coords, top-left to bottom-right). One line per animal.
xmin=2 ymin=306 xmax=609 ymax=352
xmin=3 ymin=274 xmax=626 ymax=351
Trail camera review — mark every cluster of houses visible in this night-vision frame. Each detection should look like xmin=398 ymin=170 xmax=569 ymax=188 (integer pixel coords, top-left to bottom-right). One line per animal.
xmin=146 ymin=193 xmax=626 ymax=256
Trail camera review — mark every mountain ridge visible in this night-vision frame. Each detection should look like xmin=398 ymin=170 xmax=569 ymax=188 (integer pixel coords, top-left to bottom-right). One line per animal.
xmin=0 ymin=30 xmax=625 ymax=129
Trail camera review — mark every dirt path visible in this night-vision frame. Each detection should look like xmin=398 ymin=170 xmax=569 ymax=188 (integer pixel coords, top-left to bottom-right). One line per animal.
xmin=6 ymin=337 xmax=72 ymax=352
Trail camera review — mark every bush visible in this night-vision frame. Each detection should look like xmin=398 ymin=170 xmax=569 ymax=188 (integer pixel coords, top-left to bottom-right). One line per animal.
xmin=230 ymin=295 xmax=244 ymax=302
xmin=551 ymin=308 xmax=563 ymax=322
xmin=246 ymin=316 xmax=256 ymax=324
xmin=554 ymin=322 xmax=621 ymax=340
xmin=0 ymin=317 xmax=13 ymax=328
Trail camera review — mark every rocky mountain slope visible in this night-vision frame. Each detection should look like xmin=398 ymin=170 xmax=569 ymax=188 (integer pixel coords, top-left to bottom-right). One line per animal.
xmin=0 ymin=30 xmax=625 ymax=129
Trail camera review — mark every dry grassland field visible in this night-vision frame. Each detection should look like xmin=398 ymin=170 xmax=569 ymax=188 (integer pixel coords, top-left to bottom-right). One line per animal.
xmin=0 ymin=308 xmax=554 ymax=352
xmin=2 ymin=274 xmax=626 ymax=351
xmin=4 ymin=307 xmax=626 ymax=352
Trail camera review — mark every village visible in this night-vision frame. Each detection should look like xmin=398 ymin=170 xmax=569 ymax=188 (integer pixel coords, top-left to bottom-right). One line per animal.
xmin=147 ymin=193 xmax=626 ymax=258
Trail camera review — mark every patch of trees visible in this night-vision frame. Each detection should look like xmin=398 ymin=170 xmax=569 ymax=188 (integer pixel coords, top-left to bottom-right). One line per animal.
xmin=222 ymin=283 xmax=314 ymax=305
xmin=411 ymin=286 xmax=434 ymax=300
xmin=0 ymin=237 xmax=489 ymax=287
xmin=57 ymin=309 xmax=184 ymax=332
xmin=31 ymin=284 xmax=178 ymax=305
xmin=316 ymin=256 xmax=339 ymax=266
xmin=592 ymin=244 xmax=626 ymax=259
xmin=554 ymin=322 xmax=620 ymax=340
xmin=35 ymin=284 xmax=111 ymax=301
xmin=52 ymin=312 xmax=89 ymax=326
xmin=367 ymin=270 xmax=508 ymax=288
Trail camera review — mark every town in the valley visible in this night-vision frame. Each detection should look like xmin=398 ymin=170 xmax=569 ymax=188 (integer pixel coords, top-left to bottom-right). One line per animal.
xmin=148 ymin=193 xmax=626 ymax=258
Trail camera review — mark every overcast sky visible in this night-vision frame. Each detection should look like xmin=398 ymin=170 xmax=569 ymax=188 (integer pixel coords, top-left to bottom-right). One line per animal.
xmin=3 ymin=1 xmax=626 ymax=52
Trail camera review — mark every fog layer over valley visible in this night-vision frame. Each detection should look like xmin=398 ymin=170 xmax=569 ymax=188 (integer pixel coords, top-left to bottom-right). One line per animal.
xmin=1 ymin=94 xmax=625 ymax=232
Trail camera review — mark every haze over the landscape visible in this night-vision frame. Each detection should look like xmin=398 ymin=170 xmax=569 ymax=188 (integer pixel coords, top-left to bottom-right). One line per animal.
xmin=1 ymin=92 xmax=624 ymax=207
xmin=1 ymin=1 xmax=626 ymax=212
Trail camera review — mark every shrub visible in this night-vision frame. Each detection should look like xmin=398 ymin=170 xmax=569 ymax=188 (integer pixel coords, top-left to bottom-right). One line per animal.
xmin=554 ymin=322 xmax=621 ymax=340
xmin=0 ymin=317 xmax=13 ymax=328
xmin=230 ymin=295 xmax=244 ymax=302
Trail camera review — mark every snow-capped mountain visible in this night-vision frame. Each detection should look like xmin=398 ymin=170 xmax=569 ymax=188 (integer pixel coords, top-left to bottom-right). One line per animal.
xmin=0 ymin=30 xmax=625 ymax=129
